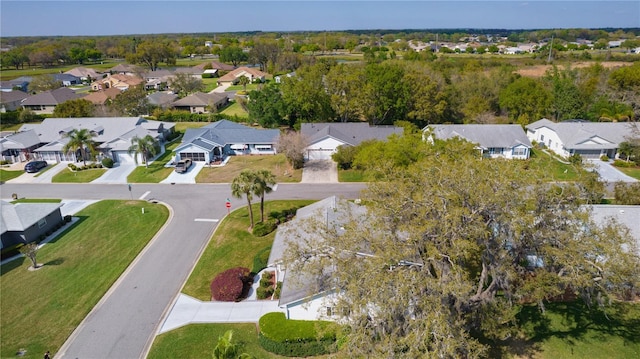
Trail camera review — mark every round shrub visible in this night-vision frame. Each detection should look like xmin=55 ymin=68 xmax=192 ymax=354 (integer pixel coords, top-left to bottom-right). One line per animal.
xmin=68 ymin=163 xmax=77 ymax=171
xmin=256 ymin=286 xmax=274 ymax=299
xmin=600 ymin=155 xmax=609 ymax=162
xmin=210 ymin=267 xmax=251 ymax=301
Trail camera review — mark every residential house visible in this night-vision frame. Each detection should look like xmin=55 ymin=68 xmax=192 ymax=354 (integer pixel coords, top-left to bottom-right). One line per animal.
xmin=301 ymin=122 xmax=403 ymax=160
xmin=64 ymin=67 xmax=103 ymax=82
xmin=424 ymin=124 xmax=532 ymax=159
xmin=109 ymin=63 xmax=143 ymax=75
xmin=0 ymin=129 xmax=42 ymax=162
xmin=1 ymin=200 xmax=64 ymax=249
xmin=142 ymin=69 xmax=174 ymax=91
xmin=21 ymin=87 xmax=84 ymax=115
xmin=53 ymin=73 xmax=82 ymax=87
xmin=217 ymin=66 xmax=268 ymax=86
xmin=171 ymin=92 xmax=228 ymax=114
xmin=0 ymin=77 xmax=31 ymax=92
xmin=525 ymin=119 xmax=640 ymax=159
xmin=147 ymin=92 xmax=178 ymax=109
xmin=91 ymin=74 xmax=144 ymax=91
xmin=504 ymin=47 xmax=524 ymax=55
xmin=175 ymin=119 xmax=279 ymax=162
xmin=83 ymin=87 xmax=122 ymax=106
xmin=194 ymin=61 xmax=235 ymax=72
xmin=173 ymin=67 xmax=204 ymax=79
xmin=18 ymin=117 xmax=175 ymax=163
xmin=0 ymin=90 xmax=29 ymax=112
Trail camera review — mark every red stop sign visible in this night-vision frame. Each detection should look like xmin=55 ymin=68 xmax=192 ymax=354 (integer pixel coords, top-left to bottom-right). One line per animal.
xmin=225 ymin=202 xmax=231 ymax=208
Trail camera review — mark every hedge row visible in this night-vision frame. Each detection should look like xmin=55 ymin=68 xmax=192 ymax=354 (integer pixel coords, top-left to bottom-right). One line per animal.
xmin=150 ymin=110 xmax=249 ymax=124
xmin=258 ymin=312 xmax=337 ymax=357
xmin=68 ymin=163 xmax=102 ymax=171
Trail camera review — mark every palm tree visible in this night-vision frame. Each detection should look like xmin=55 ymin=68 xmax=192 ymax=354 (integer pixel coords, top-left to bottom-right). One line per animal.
xmin=237 ymin=75 xmax=250 ymax=92
xmin=253 ymin=169 xmax=276 ymax=222
xmin=62 ymin=128 xmax=97 ymax=165
xmin=231 ymin=170 xmax=257 ymax=229
xmin=212 ymin=330 xmax=253 ymax=359
xmin=128 ymin=135 xmax=159 ymax=168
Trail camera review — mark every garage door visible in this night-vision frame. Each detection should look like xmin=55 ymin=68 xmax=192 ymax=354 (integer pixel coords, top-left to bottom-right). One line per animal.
xmin=307 ymin=149 xmax=334 ymax=160
xmin=575 ymin=150 xmax=602 ymax=159
xmin=115 ymin=152 xmax=136 ymax=164
xmin=180 ymin=152 xmax=206 ymax=162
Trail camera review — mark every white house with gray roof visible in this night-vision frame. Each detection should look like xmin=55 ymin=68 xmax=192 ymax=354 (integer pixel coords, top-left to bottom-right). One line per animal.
xmin=424 ymin=124 xmax=532 ymax=159
xmin=526 ymin=119 xmax=640 ymax=159
xmin=18 ymin=117 xmax=174 ymax=163
xmin=175 ymin=120 xmax=279 ymax=163
xmin=1 ymin=201 xmax=64 ymax=249
xmin=301 ymin=122 xmax=404 ymax=160
xmin=0 ymin=129 xmax=42 ymax=162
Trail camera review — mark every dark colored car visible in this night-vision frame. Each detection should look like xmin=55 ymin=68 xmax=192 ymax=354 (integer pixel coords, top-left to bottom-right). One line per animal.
xmin=174 ymin=158 xmax=193 ymax=173
xmin=24 ymin=160 xmax=48 ymax=173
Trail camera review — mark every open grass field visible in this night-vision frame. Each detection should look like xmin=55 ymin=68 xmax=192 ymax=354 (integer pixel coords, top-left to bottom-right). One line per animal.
xmin=51 ymin=167 xmax=106 ymax=183
xmin=0 ymin=61 xmax=120 ymax=80
xmin=0 ymin=200 xmax=169 ymax=359
xmin=196 ymin=154 xmax=302 ymax=183
xmin=0 ymin=169 xmax=24 ymax=182
xmin=220 ymin=101 xmax=249 ymax=118
xmin=337 ymin=168 xmax=369 ymax=182
xmin=182 ymin=200 xmax=313 ymax=301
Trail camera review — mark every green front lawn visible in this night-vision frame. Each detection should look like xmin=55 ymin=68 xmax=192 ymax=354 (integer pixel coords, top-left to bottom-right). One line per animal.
xmin=0 ymin=169 xmax=24 ymax=182
xmin=127 ymin=141 xmax=181 ymax=183
xmin=182 ymin=200 xmax=313 ymax=301
xmin=615 ymin=166 xmax=640 ymax=180
xmin=148 ymin=323 xmax=279 ymax=359
xmin=51 ymin=168 xmax=106 ymax=183
xmin=220 ymin=101 xmax=249 ymax=119
xmin=526 ymin=149 xmax=583 ymax=181
xmin=196 ymin=154 xmax=301 ymax=183
xmin=202 ymin=77 xmax=219 ymax=92
xmin=338 ymin=168 xmax=370 ymax=182
xmin=0 ymin=200 xmax=169 ymax=359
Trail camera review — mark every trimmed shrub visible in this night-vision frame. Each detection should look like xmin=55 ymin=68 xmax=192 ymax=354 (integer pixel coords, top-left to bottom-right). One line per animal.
xmin=256 ymin=286 xmax=274 ymax=299
xmin=252 ymin=219 xmax=278 ymax=237
xmin=210 ymin=267 xmax=251 ymax=301
xmin=600 ymin=155 xmax=609 ymax=162
xmin=258 ymin=312 xmax=338 ymax=357
xmin=64 ymin=215 xmax=72 ymax=223
xmin=260 ymin=276 xmax=272 ymax=288
xmin=613 ymin=159 xmax=637 ymax=168
xmin=0 ymin=160 xmax=11 ymax=165
xmin=252 ymin=245 xmax=271 ymax=273
xmin=68 ymin=163 xmax=77 ymax=171
xmin=262 ymin=271 xmax=274 ymax=280
xmin=274 ymin=281 xmax=282 ymax=299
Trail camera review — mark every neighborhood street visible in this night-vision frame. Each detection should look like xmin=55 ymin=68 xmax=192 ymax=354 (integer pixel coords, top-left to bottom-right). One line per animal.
xmin=1 ymin=182 xmax=365 ymax=359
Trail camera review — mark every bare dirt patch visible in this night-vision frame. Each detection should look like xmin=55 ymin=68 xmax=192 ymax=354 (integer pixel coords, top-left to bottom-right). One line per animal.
xmin=516 ymin=61 xmax=633 ymax=77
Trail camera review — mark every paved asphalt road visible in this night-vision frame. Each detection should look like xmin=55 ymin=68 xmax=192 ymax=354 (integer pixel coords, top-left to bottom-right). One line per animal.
xmin=0 ymin=182 xmax=365 ymax=359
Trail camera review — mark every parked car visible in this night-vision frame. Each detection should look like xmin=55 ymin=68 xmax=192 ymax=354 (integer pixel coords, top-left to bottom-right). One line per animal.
xmin=24 ymin=160 xmax=48 ymax=173
xmin=174 ymin=159 xmax=193 ymax=173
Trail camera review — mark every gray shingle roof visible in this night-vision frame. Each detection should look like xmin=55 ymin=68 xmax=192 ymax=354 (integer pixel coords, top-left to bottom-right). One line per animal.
xmin=172 ymin=92 xmax=227 ymax=107
xmin=428 ymin=124 xmax=532 ymax=149
xmin=147 ymin=92 xmax=178 ymax=106
xmin=589 ymin=205 xmax=640 ymax=255
xmin=1 ymin=200 xmax=62 ymax=235
xmin=301 ymin=122 xmax=403 ymax=146
xmin=0 ymin=90 xmax=29 ymax=104
xmin=179 ymin=120 xmax=279 ymax=150
xmin=21 ymin=87 xmax=84 ymax=106
xmin=526 ymin=119 xmax=640 ymax=148
xmin=0 ymin=129 xmax=41 ymax=150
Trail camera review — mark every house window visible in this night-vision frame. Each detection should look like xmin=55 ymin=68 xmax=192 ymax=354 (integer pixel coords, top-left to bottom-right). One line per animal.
xmin=255 ymin=145 xmax=272 ymax=151
xmin=38 ymin=218 xmax=47 ymax=228
xmin=488 ymin=148 xmax=503 ymax=155
xmin=513 ymin=148 xmax=527 ymax=156
xmin=540 ymin=134 xmax=545 ymax=142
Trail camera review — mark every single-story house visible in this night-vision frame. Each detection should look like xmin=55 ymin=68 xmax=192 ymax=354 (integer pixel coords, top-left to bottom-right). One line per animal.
xmin=194 ymin=61 xmax=235 ymax=72
xmin=217 ymin=66 xmax=268 ymax=86
xmin=424 ymin=124 xmax=532 ymax=159
xmin=98 ymin=126 xmax=166 ymax=164
xmin=268 ymin=196 xmax=367 ymax=321
xmin=0 ymin=129 xmax=42 ymax=162
xmin=54 ymin=73 xmax=82 ymax=87
xmin=147 ymin=92 xmax=178 ymax=109
xmin=301 ymin=122 xmax=404 ymax=160
xmin=142 ymin=70 xmax=174 ymax=90
xmin=1 ymin=200 xmax=64 ymax=249
xmin=525 ymin=119 xmax=640 ymax=159
xmin=1 ymin=77 xmax=31 ymax=92
xmin=0 ymin=90 xmax=29 ymax=112
xmin=18 ymin=117 xmax=175 ymax=163
xmin=91 ymin=74 xmax=144 ymax=91
xmin=171 ymin=92 xmax=228 ymax=114
xmin=175 ymin=119 xmax=279 ymax=162
xmin=173 ymin=67 xmax=204 ymax=79
xmin=64 ymin=67 xmax=103 ymax=82
xmin=21 ymin=87 xmax=84 ymax=115
xmin=83 ymin=87 xmax=122 ymax=105
xmin=109 ymin=63 xmax=143 ymax=75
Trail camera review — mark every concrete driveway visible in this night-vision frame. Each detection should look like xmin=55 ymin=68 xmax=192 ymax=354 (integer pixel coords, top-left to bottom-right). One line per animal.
xmin=587 ymin=160 xmax=638 ymax=183
xmin=92 ymin=163 xmax=136 ymax=184
xmin=301 ymin=160 xmax=338 ymax=183
xmin=7 ymin=162 xmax=68 ymax=184
xmin=160 ymin=161 xmax=205 ymax=184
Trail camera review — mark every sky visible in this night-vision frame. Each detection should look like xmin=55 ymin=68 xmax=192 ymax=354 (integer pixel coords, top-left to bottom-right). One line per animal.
xmin=1 ymin=1 xmax=639 ymax=37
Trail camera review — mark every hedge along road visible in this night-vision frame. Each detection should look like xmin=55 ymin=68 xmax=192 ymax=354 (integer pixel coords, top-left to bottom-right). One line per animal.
xmin=0 ymin=182 xmax=365 ymax=359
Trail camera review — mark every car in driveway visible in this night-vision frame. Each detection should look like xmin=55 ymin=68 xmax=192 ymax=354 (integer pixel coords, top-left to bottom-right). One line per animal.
xmin=174 ymin=159 xmax=193 ymax=173
xmin=24 ymin=160 xmax=48 ymax=173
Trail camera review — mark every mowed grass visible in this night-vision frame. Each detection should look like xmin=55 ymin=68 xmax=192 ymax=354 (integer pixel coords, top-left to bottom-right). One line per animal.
xmin=220 ymin=101 xmax=249 ymax=118
xmin=202 ymin=77 xmax=219 ymax=92
xmin=127 ymin=141 xmax=181 ymax=183
xmin=524 ymin=149 xmax=583 ymax=181
xmin=197 ymin=154 xmax=301 ymax=183
xmin=493 ymin=301 xmax=640 ymax=358
xmin=0 ymin=200 xmax=169 ymax=359
xmin=51 ymin=168 xmax=106 ymax=183
xmin=148 ymin=323 xmax=281 ymax=359
xmin=338 ymin=168 xmax=370 ymax=182
xmin=172 ymin=122 xmax=208 ymax=133
xmin=0 ymin=169 xmax=24 ymax=182
xmin=182 ymin=200 xmax=313 ymax=301
xmin=615 ymin=165 xmax=640 ymax=180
